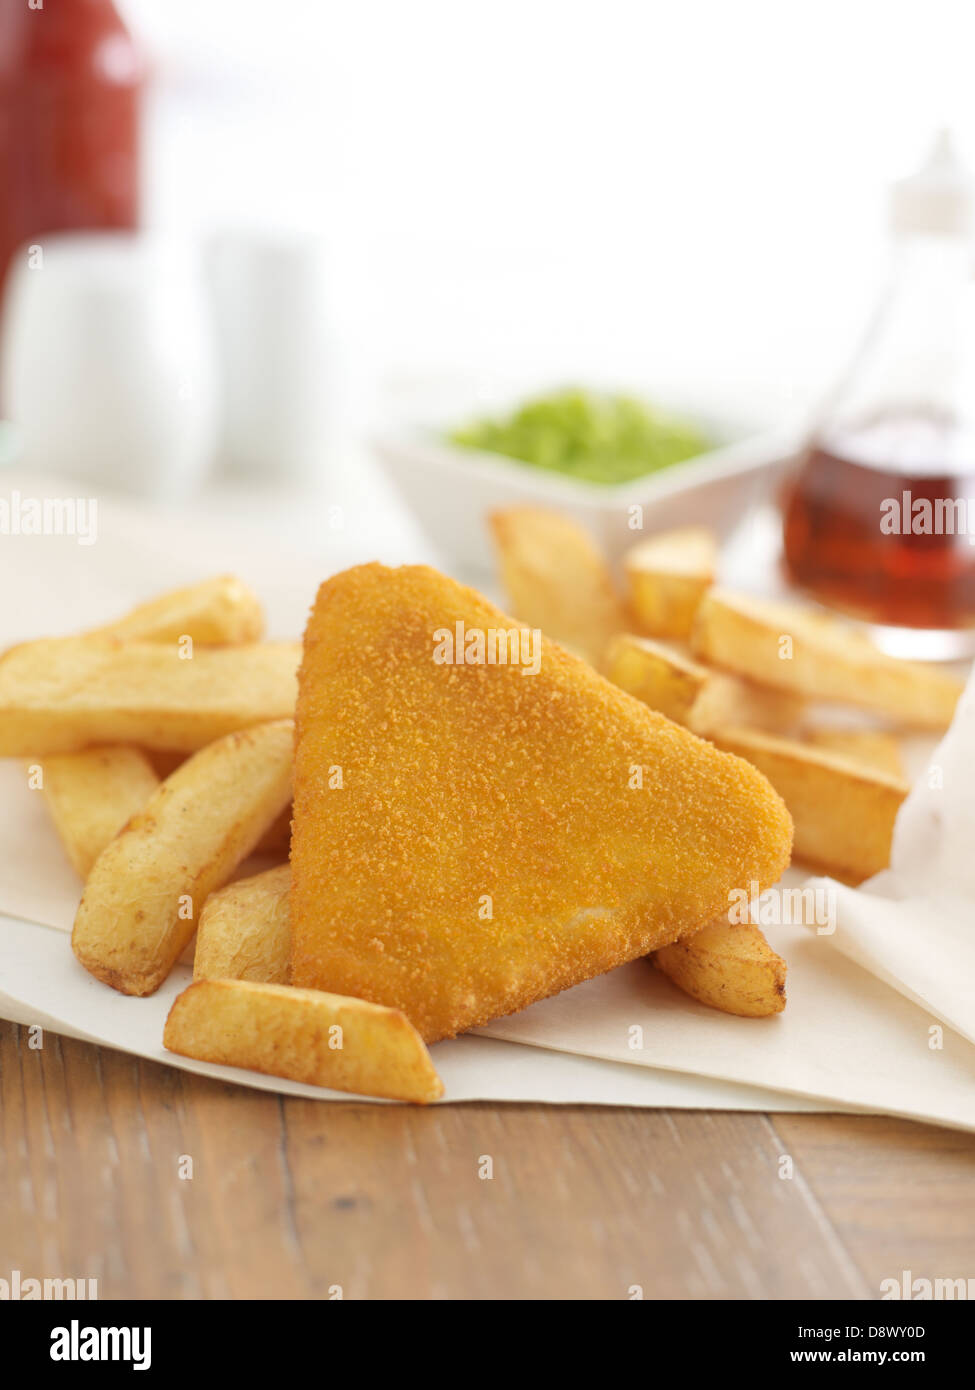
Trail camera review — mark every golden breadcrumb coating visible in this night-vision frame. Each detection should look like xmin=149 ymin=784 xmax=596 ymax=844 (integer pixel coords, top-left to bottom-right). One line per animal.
xmin=290 ymin=564 xmax=792 ymax=1042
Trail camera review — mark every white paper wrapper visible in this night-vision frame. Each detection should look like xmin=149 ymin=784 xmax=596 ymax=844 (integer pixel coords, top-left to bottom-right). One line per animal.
xmin=1 ymin=472 xmax=972 ymax=1126
xmin=805 ymin=665 xmax=975 ymax=1053
xmin=479 ymin=911 xmax=975 ymax=1131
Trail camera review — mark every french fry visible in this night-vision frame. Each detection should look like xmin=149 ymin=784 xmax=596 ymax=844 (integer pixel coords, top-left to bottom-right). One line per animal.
xmin=691 ymin=589 xmax=963 ymax=729
xmin=710 ymin=725 xmax=908 ymax=882
xmin=623 ymin=526 xmax=717 ymax=638
xmin=605 ymin=632 xmax=803 ymax=735
xmin=194 ymin=865 xmax=292 ymax=984
xmin=803 ymin=727 xmax=906 ymax=780
xmin=654 ymin=917 xmax=787 ymax=1018
xmin=163 ymin=978 xmax=444 ymax=1104
xmin=37 ymin=750 xmax=287 ymax=880
xmin=691 ymin=673 xmax=805 ymax=738
xmin=146 ymin=775 xmax=296 ymax=849
xmin=604 ymin=633 xmax=704 ymax=724
xmin=27 ymin=581 xmax=282 ymax=870
xmin=0 ymin=639 xmax=300 ymax=756
xmin=35 ymin=747 xmax=160 ymax=878
xmin=86 ymin=574 xmax=264 ymax=645
xmin=489 ymin=507 xmax=627 ymax=666
xmin=72 ymin=720 xmax=294 ymax=995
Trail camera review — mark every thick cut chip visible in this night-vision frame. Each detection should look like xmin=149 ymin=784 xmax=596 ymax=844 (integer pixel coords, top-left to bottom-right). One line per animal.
xmin=0 ymin=638 xmax=300 ymax=755
xmin=803 ymin=727 xmax=905 ymax=780
xmin=605 ymin=632 xmax=803 ymax=735
xmin=691 ymin=589 xmax=962 ymax=729
xmin=163 ymin=979 xmax=443 ymax=1104
xmin=194 ymin=865 xmax=292 ymax=984
xmin=36 ymin=746 xmax=160 ymax=878
xmin=623 ymin=526 xmax=717 ymax=638
xmin=710 ymin=725 xmax=907 ymax=883
xmin=489 ymin=507 xmax=627 ymax=665
xmin=72 ymin=720 xmax=294 ymax=995
xmin=604 ymin=633 xmax=705 ymax=724
xmin=290 ymin=563 xmax=793 ymax=1042
xmin=86 ymin=574 xmax=264 ymax=645
xmin=654 ymin=917 xmax=787 ymax=1018
xmin=29 ymin=578 xmax=271 ymax=873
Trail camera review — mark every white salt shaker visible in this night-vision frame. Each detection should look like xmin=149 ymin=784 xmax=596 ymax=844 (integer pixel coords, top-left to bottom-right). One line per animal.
xmin=206 ymin=232 xmax=331 ymax=487
xmin=0 ymin=232 xmax=218 ymax=498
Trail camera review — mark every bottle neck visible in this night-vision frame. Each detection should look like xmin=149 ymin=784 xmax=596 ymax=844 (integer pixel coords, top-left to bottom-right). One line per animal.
xmin=891 ymin=234 xmax=974 ymax=284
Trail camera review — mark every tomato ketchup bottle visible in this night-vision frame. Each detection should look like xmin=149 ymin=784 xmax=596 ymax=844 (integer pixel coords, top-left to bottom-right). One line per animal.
xmin=0 ymin=0 xmax=144 ymax=302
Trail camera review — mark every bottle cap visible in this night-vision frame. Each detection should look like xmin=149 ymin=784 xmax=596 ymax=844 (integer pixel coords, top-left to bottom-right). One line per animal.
xmin=890 ymin=129 xmax=974 ymax=238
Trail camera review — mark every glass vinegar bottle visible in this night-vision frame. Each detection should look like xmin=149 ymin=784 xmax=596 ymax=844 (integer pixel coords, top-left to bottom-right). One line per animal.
xmin=782 ymin=132 xmax=975 ymax=659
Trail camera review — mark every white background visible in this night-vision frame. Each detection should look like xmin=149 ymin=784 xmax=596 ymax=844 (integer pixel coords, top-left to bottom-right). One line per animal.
xmin=122 ymin=0 xmax=975 ymax=428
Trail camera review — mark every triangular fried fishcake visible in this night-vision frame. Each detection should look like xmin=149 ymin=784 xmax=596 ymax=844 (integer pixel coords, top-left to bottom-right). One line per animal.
xmin=290 ymin=564 xmax=792 ymax=1042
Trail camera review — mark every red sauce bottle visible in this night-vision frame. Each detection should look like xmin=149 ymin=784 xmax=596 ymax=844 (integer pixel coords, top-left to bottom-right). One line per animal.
xmin=0 ymin=0 xmax=143 ymax=302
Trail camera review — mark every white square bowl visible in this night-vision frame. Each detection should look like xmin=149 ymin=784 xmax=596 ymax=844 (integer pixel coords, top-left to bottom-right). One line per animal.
xmin=372 ymin=420 xmax=802 ymax=575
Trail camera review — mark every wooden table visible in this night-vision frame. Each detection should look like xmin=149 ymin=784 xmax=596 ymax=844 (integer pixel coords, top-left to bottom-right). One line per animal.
xmin=3 ymin=1019 xmax=974 ymax=1300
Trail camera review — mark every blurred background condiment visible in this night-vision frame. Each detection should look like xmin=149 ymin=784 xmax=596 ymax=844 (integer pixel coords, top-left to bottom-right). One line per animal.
xmin=0 ymin=0 xmax=143 ymax=299
xmin=0 ymin=231 xmax=218 ymax=496
xmin=783 ymin=133 xmax=975 ymax=656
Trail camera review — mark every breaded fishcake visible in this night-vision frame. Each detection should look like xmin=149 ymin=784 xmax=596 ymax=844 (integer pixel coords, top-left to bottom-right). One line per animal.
xmin=290 ymin=564 xmax=792 ymax=1042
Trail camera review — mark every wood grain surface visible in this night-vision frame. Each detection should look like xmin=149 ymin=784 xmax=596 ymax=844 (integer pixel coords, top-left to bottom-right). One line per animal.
xmin=2 ymin=1020 xmax=973 ymax=1300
